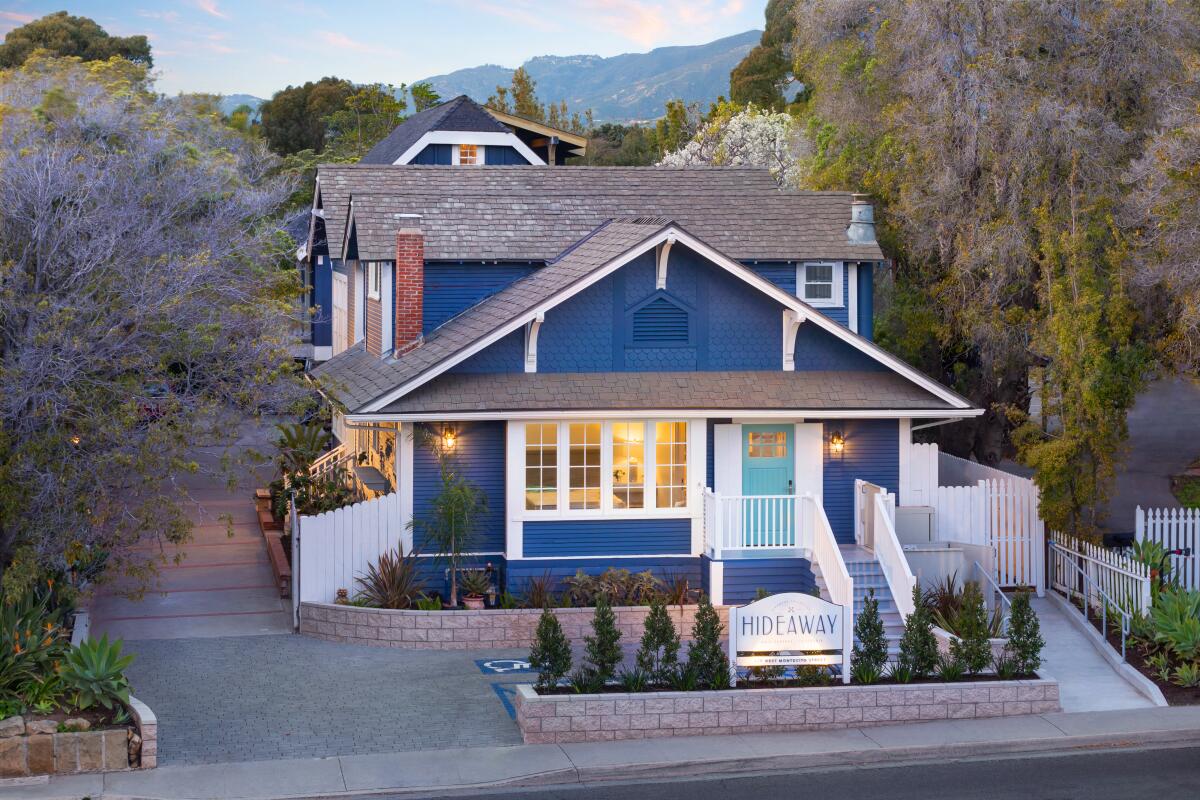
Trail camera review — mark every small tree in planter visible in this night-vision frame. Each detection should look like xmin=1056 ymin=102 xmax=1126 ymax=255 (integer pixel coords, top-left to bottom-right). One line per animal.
xmin=950 ymin=582 xmax=992 ymax=675
xmin=410 ymin=427 xmax=487 ymax=608
xmin=635 ymin=599 xmax=680 ymax=685
xmin=583 ymin=595 xmax=623 ymax=685
xmin=852 ymin=591 xmax=888 ymax=684
xmin=530 ymin=607 xmax=572 ymax=692
xmin=898 ymin=584 xmax=939 ymax=678
xmin=1005 ymin=590 xmax=1045 ymax=676
xmin=688 ymin=595 xmax=730 ymax=689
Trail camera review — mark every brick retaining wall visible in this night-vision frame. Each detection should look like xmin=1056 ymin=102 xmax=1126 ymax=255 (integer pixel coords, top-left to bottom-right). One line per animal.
xmin=514 ymin=679 xmax=1061 ymax=743
xmin=300 ymin=602 xmax=729 ymax=650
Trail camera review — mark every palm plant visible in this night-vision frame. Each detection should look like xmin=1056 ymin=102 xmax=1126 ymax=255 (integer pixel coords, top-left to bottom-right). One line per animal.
xmin=354 ymin=549 xmax=426 ymax=609
xmin=275 ymin=421 xmax=331 ymax=473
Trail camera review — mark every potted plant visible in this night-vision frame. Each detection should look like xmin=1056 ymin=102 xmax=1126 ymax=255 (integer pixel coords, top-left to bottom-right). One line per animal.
xmin=459 ymin=569 xmax=492 ymax=610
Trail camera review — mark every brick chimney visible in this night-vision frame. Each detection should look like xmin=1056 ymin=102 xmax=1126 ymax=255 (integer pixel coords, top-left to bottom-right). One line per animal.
xmin=394 ymin=220 xmax=424 ymax=356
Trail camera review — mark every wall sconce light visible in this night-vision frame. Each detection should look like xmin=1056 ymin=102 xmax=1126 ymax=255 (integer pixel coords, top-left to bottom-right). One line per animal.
xmin=441 ymin=427 xmax=457 ymax=451
xmin=829 ymin=430 xmax=845 ymax=455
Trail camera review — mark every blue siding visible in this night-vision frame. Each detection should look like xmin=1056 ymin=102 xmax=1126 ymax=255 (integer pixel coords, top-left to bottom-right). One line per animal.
xmin=858 ymin=263 xmax=874 ymax=341
xmin=792 ymin=323 xmax=886 ymax=371
xmin=485 ymin=145 xmax=528 ymax=165
xmin=821 ymin=267 xmax=851 ymax=327
xmin=424 ymin=263 xmax=536 ymax=333
xmin=749 ymin=263 xmax=797 ymax=294
xmin=448 ymin=329 xmax=524 ymax=373
xmin=413 ymin=555 xmax=504 ymax=602
xmin=312 ymin=257 xmax=332 ymax=347
xmin=523 ymin=518 xmax=692 ymax=557
xmin=718 ymin=557 xmax=816 ymax=605
xmin=506 ymin=557 xmax=701 ymax=595
xmin=410 ymin=143 xmax=453 ymax=164
xmin=412 ymin=421 xmax=506 ymax=553
xmin=822 ymin=419 xmax=899 ymax=542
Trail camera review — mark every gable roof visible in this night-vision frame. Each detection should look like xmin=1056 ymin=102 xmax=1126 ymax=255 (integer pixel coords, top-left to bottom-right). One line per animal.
xmin=312 ymin=218 xmax=974 ymax=416
xmin=316 ymin=165 xmax=883 ymax=263
xmin=359 ymin=95 xmax=509 ymax=165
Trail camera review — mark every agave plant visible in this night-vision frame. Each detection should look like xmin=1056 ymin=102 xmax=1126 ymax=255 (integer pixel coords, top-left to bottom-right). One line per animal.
xmin=354 ymin=549 xmax=426 ymax=609
xmin=61 ymin=635 xmax=133 ymax=712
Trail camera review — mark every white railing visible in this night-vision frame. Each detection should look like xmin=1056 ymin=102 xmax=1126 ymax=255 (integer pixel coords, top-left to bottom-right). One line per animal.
xmin=870 ymin=491 xmax=916 ymax=619
xmin=309 ymin=443 xmax=350 ymax=481
xmin=930 ymin=478 xmax=1044 ymax=593
xmin=704 ymin=491 xmax=804 ymax=558
xmin=1050 ymin=531 xmax=1151 ymax=618
xmin=297 ymin=492 xmax=401 ymax=604
xmin=1137 ymin=506 xmax=1200 ymax=590
xmin=805 ymin=493 xmax=853 ymax=684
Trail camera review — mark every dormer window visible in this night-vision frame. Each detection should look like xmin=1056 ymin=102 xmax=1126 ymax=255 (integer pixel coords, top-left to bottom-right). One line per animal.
xmin=457 ymin=144 xmax=479 ymax=165
xmin=799 ymin=262 xmax=842 ymax=307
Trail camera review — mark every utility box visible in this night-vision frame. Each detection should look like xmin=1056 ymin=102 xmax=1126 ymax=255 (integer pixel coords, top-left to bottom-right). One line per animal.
xmin=896 ymin=506 xmax=935 ymax=544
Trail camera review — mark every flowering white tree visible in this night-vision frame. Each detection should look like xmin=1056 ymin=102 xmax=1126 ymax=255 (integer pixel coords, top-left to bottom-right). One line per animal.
xmin=658 ymin=103 xmax=811 ymax=187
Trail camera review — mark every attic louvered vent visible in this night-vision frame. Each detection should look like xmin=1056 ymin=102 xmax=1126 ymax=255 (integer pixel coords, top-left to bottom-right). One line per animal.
xmin=631 ymin=297 xmax=689 ymax=346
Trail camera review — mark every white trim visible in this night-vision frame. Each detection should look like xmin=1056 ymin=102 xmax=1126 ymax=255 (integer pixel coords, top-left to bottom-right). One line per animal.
xmin=399 ymin=422 xmax=415 ymax=555
xmin=359 ymin=225 xmax=973 ymax=413
xmin=512 ymin=553 xmax=695 ymax=561
xmin=367 ymin=261 xmax=382 ymax=300
xmin=353 ymin=261 xmax=365 ymax=344
xmin=713 ymin=424 xmax=742 ymax=496
xmin=524 ymin=313 xmax=544 ymax=373
xmin=782 ymin=309 xmax=803 ymax=371
xmin=798 ymin=261 xmax=843 ymax=308
xmin=656 ymin=235 xmax=675 ymax=290
xmin=393 ymin=131 xmax=545 ymax=166
xmin=897 ymin=418 xmax=912 ymax=506
xmin=347 ymin=408 xmax=984 ymax=423
xmin=312 ymin=345 xmax=332 ymax=361
xmin=691 ymin=420 xmax=707 ymax=555
xmin=794 ymin=423 xmax=823 ymax=499
xmin=848 ymin=263 xmax=859 ymax=333
xmin=708 ymin=560 xmax=724 ymax=605
xmin=412 ymin=552 xmax=505 ymax=558
xmin=380 ymin=263 xmax=393 ymax=351
xmin=505 ymin=421 xmax=524 ymax=560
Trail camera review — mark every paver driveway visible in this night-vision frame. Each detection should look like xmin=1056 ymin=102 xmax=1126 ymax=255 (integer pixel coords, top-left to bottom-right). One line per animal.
xmin=125 ymin=634 xmax=527 ymax=765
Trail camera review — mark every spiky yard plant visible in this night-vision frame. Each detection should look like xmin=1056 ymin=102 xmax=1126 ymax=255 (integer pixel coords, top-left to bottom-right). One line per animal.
xmin=60 ymin=635 xmax=133 ymax=713
xmin=354 ymin=549 xmax=425 ymax=609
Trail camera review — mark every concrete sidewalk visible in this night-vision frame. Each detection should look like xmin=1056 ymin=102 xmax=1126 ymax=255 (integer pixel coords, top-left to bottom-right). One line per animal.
xmin=8 ymin=706 xmax=1200 ymax=800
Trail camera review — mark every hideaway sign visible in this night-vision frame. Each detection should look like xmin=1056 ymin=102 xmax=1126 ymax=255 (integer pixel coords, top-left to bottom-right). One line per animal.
xmin=728 ymin=592 xmax=850 ymax=685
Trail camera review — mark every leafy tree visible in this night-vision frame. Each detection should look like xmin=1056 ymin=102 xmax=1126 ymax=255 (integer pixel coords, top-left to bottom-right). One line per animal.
xmin=226 ymin=103 xmax=257 ymax=134
xmin=259 ymin=76 xmax=354 ymax=155
xmin=1005 ymin=590 xmax=1045 ymax=676
xmin=581 ymin=123 xmax=658 ymax=166
xmin=409 ymin=428 xmax=487 ymax=607
xmin=509 ymin=67 xmax=542 ymax=121
xmin=530 ymin=607 xmax=572 ymax=692
xmin=0 ymin=12 xmax=151 ymax=68
xmin=659 ymin=101 xmax=809 ymax=186
xmin=323 ymin=83 xmax=407 ymax=159
xmin=0 ymin=55 xmax=298 ymax=586
xmin=654 ymin=99 xmax=698 ymax=156
xmin=486 ymin=69 xmax=589 ymax=134
xmin=583 ymin=594 xmax=622 ymax=684
xmin=410 ymin=82 xmax=441 ymax=112
xmin=635 ymin=599 xmax=680 ymax=684
xmin=687 ymin=595 xmax=730 ymax=689
xmin=729 ymin=0 xmax=797 ymax=109
xmin=852 ymin=591 xmax=889 ymax=677
xmin=898 ymin=585 xmax=939 ymax=677
xmin=949 ymin=583 xmax=992 ymax=675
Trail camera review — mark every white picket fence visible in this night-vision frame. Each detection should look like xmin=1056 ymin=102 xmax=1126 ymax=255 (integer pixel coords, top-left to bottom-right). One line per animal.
xmin=297 ymin=492 xmax=401 ymax=603
xmin=1049 ymin=531 xmax=1151 ymax=618
xmin=1136 ymin=506 xmax=1200 ymax=590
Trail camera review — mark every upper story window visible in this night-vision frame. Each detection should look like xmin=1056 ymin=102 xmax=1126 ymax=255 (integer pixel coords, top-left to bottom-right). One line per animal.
xmin=799 ymin=262 xmax=842 ymax=308
xmin=367 ymin=262 xmax=383 ymax=300
xmin=457 ymin=144 xmax=480 ymax=165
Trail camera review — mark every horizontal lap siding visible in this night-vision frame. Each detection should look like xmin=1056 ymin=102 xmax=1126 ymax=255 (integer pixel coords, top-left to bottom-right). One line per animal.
xmin=413 ymin=421 xmax=506 ymax=553
xmin=506 ymin=556 xmax=701 ymax=595
xmin=719 ymin=557 xmax=816 ymax=605
xmin=413 ymin=555 xmax=503 ymax=600
xmin=523 ymin=518 xmax=691 ymax=557
xmin=792 ymin=323 xmax=885 ymax=370
xmin=823 ymin=419 xmax=899 ymax=543
xmin=424 ymin=264 xmax=536 ymax=333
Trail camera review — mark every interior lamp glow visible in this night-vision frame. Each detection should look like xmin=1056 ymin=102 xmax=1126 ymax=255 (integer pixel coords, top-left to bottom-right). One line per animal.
xmin=442 ymin=427 xmax=457 ymax=451
xmin=829 ymin=430 xmax=845 ymax=455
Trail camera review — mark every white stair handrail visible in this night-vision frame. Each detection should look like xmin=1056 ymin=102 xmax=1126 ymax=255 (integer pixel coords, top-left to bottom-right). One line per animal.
xmin=804 ymin=493 xmax=853 ymax=684
xmin=871 ymin=492 xmax=916 ymax=619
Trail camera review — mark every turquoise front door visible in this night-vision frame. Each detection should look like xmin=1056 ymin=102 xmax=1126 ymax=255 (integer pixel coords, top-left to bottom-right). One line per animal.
xmin=741 ymin=425 xmax=795 ymax=547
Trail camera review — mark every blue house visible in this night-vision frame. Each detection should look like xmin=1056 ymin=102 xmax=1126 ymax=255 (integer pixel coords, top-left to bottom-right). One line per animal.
xmin=307 ymin=165 xmax=980 ymax=621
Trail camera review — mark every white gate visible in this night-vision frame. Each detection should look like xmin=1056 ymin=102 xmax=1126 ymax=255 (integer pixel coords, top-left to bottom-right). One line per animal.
xmin=331 ymin=271 xmax=348 ymax=356
xmin=297 ymin=492 xmax=400 ymax=603
xmin=1136 ymin=506 xmax=1200 ymax=590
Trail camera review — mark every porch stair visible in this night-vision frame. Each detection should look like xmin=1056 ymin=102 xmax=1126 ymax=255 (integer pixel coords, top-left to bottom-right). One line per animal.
xmin=812 ymin=545 xmax=903 ymax=660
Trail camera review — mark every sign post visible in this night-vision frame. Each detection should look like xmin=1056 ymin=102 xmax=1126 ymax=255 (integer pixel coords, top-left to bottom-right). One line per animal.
xmin=729 ymin=592 xmax=849 ymax=686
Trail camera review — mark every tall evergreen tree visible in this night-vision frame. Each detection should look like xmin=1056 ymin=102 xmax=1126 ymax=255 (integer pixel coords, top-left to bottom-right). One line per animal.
xmin=583 ymin=595 xmax=622 ymax=684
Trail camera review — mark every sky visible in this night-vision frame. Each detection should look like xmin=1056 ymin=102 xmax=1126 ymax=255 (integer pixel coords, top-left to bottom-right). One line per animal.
xmin=0 ymin=1 xmax=767 ymax=97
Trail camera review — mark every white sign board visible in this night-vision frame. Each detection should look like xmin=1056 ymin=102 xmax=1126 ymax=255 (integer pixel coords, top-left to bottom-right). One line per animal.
xmin=728 ymin=592 xmax=850 ymax=685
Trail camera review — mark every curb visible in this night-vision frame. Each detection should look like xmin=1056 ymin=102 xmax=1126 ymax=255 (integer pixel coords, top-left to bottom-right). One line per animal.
xmin=1045 ymin=591 xmax=1168 ymax=707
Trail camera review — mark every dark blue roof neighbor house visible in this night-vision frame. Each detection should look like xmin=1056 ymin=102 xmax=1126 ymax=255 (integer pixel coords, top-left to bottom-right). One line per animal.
xmin=301 ymin=162 xmax=981 ymax=631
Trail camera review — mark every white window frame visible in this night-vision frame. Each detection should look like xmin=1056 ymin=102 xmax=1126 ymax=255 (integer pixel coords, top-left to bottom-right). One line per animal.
xmin=367 ymin=261 xmax=382 ymax=300
xmin=455 ymin=143 xmax=483 ymax=166
xmin=516 ymin=419 xmax=695 ymax=520
xmin=798 ymin=261 xmax=843 ymax=308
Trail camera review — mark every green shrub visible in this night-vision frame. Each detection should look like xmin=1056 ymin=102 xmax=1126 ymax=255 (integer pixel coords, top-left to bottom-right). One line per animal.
xmin=583 ymin=595 xmax=622 ymax=684
xmin=354 ymin=549 xmax=426 ymax=609
xmin=1172 ymin=662 xmax=1200 ymax=688
xmin=687 ymin=595 xmax=730 ymax=689
xmin=668 ymin=663 xmax=701 ymax=691
xmin=949 ymin=582 xmax=991 ymax=675
xmin=888 ymin=660 xmax=914 ymax=683
xmin=992 ymin=650 xmax=1019 ymax=680
xmin=898 ymin=584 xmax=939 ymax=677
xmin=618 ymin=667 xmax=649 ymax=692
xmin=569 ymin=667 xmax=605 ymax=694
xmin=414 ymin=593 xmax=442 ymax=611
xmin=1005 ymin=590 xmax=1045 ymax=675
xmin=497 ymin=592 xmax=520 ymax=610
xmin=935 ymin=653 xmax=965 ymax=682
xmin=634 ymin=600 xmax=680 ymax=684
xmin=1150 ymin=587 xmax=1200 ymax=662
xmin=61 ymin=635 xmax=133 ymax=712
xmin=0 ymin=594 xmax=68 ymax=701
xmin=852 ymin=591 xmax=889 ymax=680
xmin=565 ymin=568 xmax=662 ymax=607
xmin=529 ymin=607 xmax=572 ymax=692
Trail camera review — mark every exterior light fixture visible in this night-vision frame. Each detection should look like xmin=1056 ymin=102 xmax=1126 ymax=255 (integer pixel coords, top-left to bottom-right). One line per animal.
xmin=829 ymin=430 xmax=845 ymax=455
xmin=70 ymin=435 xmax=81 ymax=446
xmin=442 ymin=427 xmax=457 ymax=451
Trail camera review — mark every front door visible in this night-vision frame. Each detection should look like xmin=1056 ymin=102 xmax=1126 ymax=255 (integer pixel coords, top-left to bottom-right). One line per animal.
xmin=742 ymin=425 xmax=794 ymax=546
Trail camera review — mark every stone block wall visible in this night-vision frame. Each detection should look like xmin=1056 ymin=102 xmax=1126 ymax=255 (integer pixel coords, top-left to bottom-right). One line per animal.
xmin=0 ymin=696 xmax=156 ymax=777
xmin=514 ymin=679 xmax=1061 ymax=744
xmin=300 ymin=602 xmax=729 ymax=650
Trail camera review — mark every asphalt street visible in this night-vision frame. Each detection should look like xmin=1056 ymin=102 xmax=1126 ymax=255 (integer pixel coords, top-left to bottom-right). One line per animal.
xmin=390 ymin=744 xmax=1200 ymax=800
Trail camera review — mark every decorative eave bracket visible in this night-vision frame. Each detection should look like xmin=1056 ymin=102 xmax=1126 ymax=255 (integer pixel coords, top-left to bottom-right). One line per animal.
xmin=783 ymin=309 xmax=805 ymax=371
xmin=524 ymin=312 xmax=545 ymax=373
xmin=656 ymin=235 xmax=676 ymax=290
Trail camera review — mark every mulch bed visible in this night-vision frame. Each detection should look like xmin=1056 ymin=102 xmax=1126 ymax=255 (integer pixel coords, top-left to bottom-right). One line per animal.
xmin=19 ymin=707 xmax=127 ymax=732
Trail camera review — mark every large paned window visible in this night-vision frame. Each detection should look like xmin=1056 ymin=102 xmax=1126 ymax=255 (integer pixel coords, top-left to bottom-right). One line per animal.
xmin=525 ymin=423 xmax=558 ymax=510
xmin=611 ymin=423 xmax=645 ymax=509
xmin=655 ymin=422 xmax=688 ymax=509
xmin=568 ymin=423 xmax=601 ymax=509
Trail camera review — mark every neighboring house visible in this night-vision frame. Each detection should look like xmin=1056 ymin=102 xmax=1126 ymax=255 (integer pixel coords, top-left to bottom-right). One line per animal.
xmin=306 ymin=164 xmax=981 ymax=608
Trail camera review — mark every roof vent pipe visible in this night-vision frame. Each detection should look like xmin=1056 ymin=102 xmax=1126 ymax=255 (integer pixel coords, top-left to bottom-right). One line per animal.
xmin=847 ymin=194 xmax=876 ymax=244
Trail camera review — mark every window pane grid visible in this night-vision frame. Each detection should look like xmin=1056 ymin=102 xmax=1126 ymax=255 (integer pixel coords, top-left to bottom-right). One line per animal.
xmin=654 ymin=421 xmax=688 ymax=509
xmin=569 ymin=423 xmax=601 ymax=510
xmin=611 ymin=422 xmax=644 ymax=509
xmin=525 ymin=423 xmax=557 ymax=510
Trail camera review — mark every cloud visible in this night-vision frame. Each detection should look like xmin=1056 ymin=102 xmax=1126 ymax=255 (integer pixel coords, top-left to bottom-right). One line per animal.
xmin=452 ymin=0 xmax=559 ymax=33
xmin=194 ymin=0 xmax=229 ymax=19
xmin=0 ymin=10 xmax=35 ymax=24
xmin=318 ymin=31 xmax=385 ymax=54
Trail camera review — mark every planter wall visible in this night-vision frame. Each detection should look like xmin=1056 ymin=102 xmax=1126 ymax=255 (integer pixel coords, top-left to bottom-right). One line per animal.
xmin=300 ymin=601 xmax=728 ymax=651
xmin=514 ymin=679 xmax=1061 ymax=744
xmin=0 ymin=696 xmax=157 ymax=778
